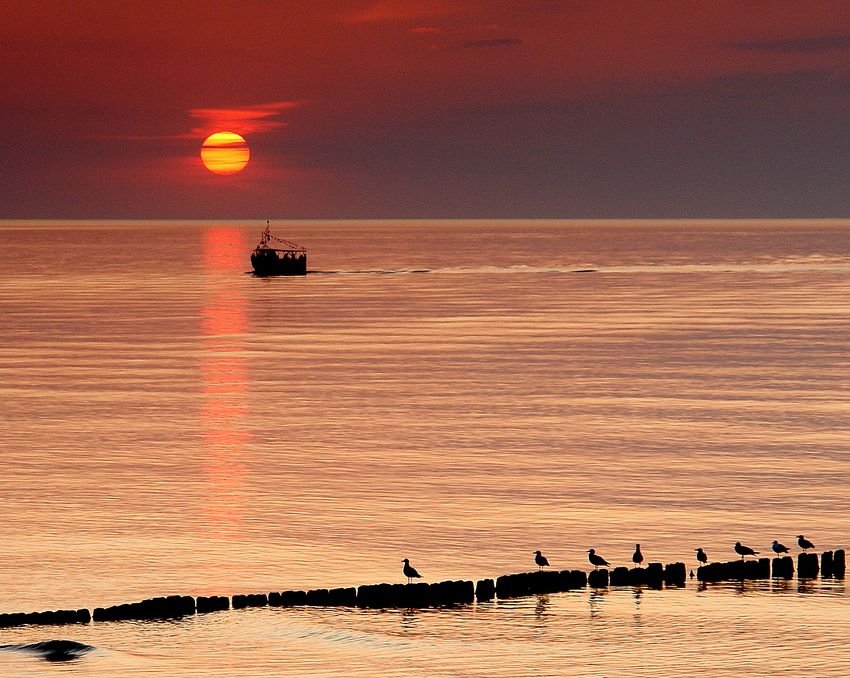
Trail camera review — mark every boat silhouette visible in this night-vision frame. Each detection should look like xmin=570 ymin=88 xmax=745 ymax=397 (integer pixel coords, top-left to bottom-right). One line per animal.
xmin=251 ymin=222 xmax=307 ymax=276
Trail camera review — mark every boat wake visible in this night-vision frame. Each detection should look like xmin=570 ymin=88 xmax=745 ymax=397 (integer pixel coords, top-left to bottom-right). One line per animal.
xmin=309 ymin=269 xmax=433 ymax=275
xmin=0 ymin=640 xmax=94 ymax=662
xmin=308 ymin=266 xmax=597 ymax=276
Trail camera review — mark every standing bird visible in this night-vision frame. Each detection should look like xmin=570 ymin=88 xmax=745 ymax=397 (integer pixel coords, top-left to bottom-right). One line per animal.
xmin=797 ymin=535 xmax=815 ymax=551
xmin=534 ymin=550 xmax=550 ymax=570
xmin=734 ymin=541 xmax=758 ymax=559
xmin=772 ymin=540 xmax=790 ymax=555
xmin=632 ymin=544 xmax=644 ymax=566
xmin=402 ymin=558 xmax=422 ymax=584
xmin=588 ymin=549 xmax=611 ymax=569
xmin=695 ymin=548 xmax=708 ymax=565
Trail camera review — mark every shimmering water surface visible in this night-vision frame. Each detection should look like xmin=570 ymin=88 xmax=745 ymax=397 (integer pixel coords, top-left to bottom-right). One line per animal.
xmin=1 ymin=220 xmax=849 ymax=676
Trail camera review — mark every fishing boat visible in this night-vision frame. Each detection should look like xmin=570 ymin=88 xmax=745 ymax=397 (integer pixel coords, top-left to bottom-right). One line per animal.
xmin=250 ymin=222 xmax=307 ymax=276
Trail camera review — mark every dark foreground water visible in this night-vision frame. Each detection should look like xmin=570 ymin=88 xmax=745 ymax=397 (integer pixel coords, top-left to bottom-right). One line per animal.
xmin=1 ymin=219 xmax=849 ymax=675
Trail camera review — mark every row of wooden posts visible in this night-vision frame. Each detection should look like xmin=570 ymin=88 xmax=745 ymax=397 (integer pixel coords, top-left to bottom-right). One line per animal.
xmin=0 ymin=550 xmax=842 ymax=629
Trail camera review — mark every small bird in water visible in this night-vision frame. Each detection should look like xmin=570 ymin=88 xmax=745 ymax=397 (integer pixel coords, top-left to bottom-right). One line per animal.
xmin=734 ymin=541 xmax=758 ymax=559
xmin=695 ymin=548 xmax=708 ymax=565
xmin=797 ymin=535 xmax=815 ymax=551
xmin=588 ymin=549 xmax=610 ymax=569
xmin=534 ymin=550 xmax=550 ymax=570
xmin=772 ymin=540 xmax=790 ymax=555
xmin=402 ymin=558 xmax=422 ymax=584
xmin=632 ymin=544 xmax=644 ymax=566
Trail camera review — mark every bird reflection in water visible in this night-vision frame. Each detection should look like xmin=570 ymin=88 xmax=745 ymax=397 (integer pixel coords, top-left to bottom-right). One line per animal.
xmin=772 ymin=578 xmax=793 ymax=595
xmin=400 ymin=608 xmax=420 ymax=630
xmin=632 ymin=586 xmax=643 ymax=627
xmin=797 ymin=580 xmax=816 ymax=595
xmin=534 ymin=594 xmax=549 ymax=621
xmin=588 ymin=588 xmax=608 ymax=619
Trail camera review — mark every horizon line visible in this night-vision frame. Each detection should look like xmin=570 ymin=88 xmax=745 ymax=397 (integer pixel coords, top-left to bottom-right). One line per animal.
xmin=3 ymin=217 xmax=850 ymax=227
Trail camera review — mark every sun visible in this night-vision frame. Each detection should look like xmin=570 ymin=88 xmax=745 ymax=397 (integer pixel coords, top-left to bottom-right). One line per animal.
xmin=200 ymin=131 xmax=250 ymax=175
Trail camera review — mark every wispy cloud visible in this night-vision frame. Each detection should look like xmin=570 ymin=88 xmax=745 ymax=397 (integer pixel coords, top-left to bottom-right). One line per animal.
xmin=730 ymin=34 xmax=850 ymax=54
xmin=407 ymin=21 xmax=520 ymax=51
xmin=103 ymin=101 xmax=305 ymax=142
xmin=189 ymin=101 xmax=303 ymax=135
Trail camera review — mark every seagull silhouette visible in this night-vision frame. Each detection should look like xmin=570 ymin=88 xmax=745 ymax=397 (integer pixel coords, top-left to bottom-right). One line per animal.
xmin=534 ymin=550 xmax=550 ymax=570
xmin=771 ymin=540 xmax=790 ymax=555
xmin=402 ymin=558 xmax=422 ymax=584
xmin=632 ymin=544 xmax=644 ymax=566
xmin=734 ymin=541 xmax=758 ymax=559
xmin=695 ymin=548 xmax=708 ymax=565
xmin=588 ymin=549 xmax=610 ymax=569
xmin=797 ymin=535 xmax=815 ymax=551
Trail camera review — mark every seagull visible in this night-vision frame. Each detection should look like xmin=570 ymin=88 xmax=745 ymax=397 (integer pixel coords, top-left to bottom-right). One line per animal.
xmin=695 ymin=548 xmax=708 ymax=565
xmin=588 ymin=549 xmax=610 ymax=569
xmin=734 ymin=541 xmax=758 ymax=559
xmin=771 ymin=540 xmax=790 ymax=555
xmin=402 ymin=558 xmax=422 ymax=584
xmin=797 ymin=535 xmax=815 ymax=551
xmin=632 ymin=544 xmax=644 ymax=566
xmin=534 ymin=550 xmax=550 ymax=570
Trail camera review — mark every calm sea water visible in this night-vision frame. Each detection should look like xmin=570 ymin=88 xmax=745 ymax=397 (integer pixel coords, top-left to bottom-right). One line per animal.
xmin=1 ymin=219 xmax=849 ymax=676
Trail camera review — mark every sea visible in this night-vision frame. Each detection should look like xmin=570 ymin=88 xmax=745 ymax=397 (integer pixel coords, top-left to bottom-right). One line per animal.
xmin=0 ymin=219 xmax=849 ymax=676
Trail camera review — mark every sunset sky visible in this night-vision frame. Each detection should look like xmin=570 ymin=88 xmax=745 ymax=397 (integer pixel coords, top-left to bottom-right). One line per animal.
xmin=3 ymin=0 xmax=850 ymax=219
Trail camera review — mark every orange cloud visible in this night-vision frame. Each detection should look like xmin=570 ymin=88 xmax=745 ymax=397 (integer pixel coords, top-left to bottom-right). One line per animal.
xmin=189 ymin=101 xmax=304 ymax=136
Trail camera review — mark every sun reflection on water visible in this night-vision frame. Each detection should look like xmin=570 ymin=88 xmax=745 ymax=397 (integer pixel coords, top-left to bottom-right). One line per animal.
xmin=200 ymin=228 xmax=249 ymax=541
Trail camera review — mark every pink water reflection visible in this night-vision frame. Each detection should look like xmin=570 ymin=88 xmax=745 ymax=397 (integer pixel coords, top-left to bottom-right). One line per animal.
xmin=200 ymin=227 xmax=249 ymax=540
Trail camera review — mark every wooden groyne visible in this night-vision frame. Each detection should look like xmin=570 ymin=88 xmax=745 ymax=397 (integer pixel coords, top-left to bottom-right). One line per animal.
xmin=696 ymin=550 xmax=845 ymax=583
xmin=0 ymin=550 xmax=842 ymax=629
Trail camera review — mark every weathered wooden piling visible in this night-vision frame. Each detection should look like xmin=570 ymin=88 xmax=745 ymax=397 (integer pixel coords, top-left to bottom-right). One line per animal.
xmin=305 ymin=588 xmax=329 ymax=606
xmin=475 ymin=578 xmax=495 ymax=601
xmin=696 ymin=562 xmax=717 ymax=582
xmin=821 ymin=551 xmax=834 ymax=578
xmin=356 ymin=582 xmax=432 ymax=608
xmin=646 ymin=562 xmax=664 ymax=588
xmin=570 ymin=570 xmax=588 ymax=588
xmin=196 ymin=595 xmax=229 ymax=613
xmin=527 ymin=571 xmax=564 ymax=594
xmin=495 ymin=572 xmax=531 ymax=598
xmin=93 ymin=595 xmax=195 ymax=622
xmin=610 ymin=567 xmax=629 ymax=586
xmin=496 ymin=570 xmax=586 ymax=598
xmin=6 ymin=609 xmax=91 ymax=626
xmin=231 ymin=593 xmax=268 ymax=609
xmin=798 ymin=552 xmax=819 ymax=579
xmin=627 ymin=567 xmax=648 ymax=586
xmin=772 ymin=556 xmax=794 ymax=579
xmin=588 ymin=569 xmax=609 ymax=588
xmin=430 ymin=580 xmax=474 ymax=606
xmin=305 ymin=587 xmax=356 ymax=607
xmin=0 ymin=612 xmax=26 ymax=627
xmin=697 ymin=558 xmax=769 ymax=582
xmin=833 ymin=549 xmax=846 ymax=577
xmin=664 ymin=562 xmax=687 ymax=586
xmin=278 ymin=590 xmax=308 ymax=606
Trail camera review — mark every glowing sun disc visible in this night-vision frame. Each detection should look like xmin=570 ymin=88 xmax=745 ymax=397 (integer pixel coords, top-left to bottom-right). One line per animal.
xmin=201 ymin=131 xmax=250 ymax=175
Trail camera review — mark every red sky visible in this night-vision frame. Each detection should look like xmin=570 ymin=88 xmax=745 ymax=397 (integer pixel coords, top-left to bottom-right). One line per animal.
xmin=3 ymin=0 xmax=850 ymax=218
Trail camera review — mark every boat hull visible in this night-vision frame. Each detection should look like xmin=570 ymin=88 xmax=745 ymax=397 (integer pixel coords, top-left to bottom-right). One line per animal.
xmin=251 ymin=250 xmax=307 ymax=276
